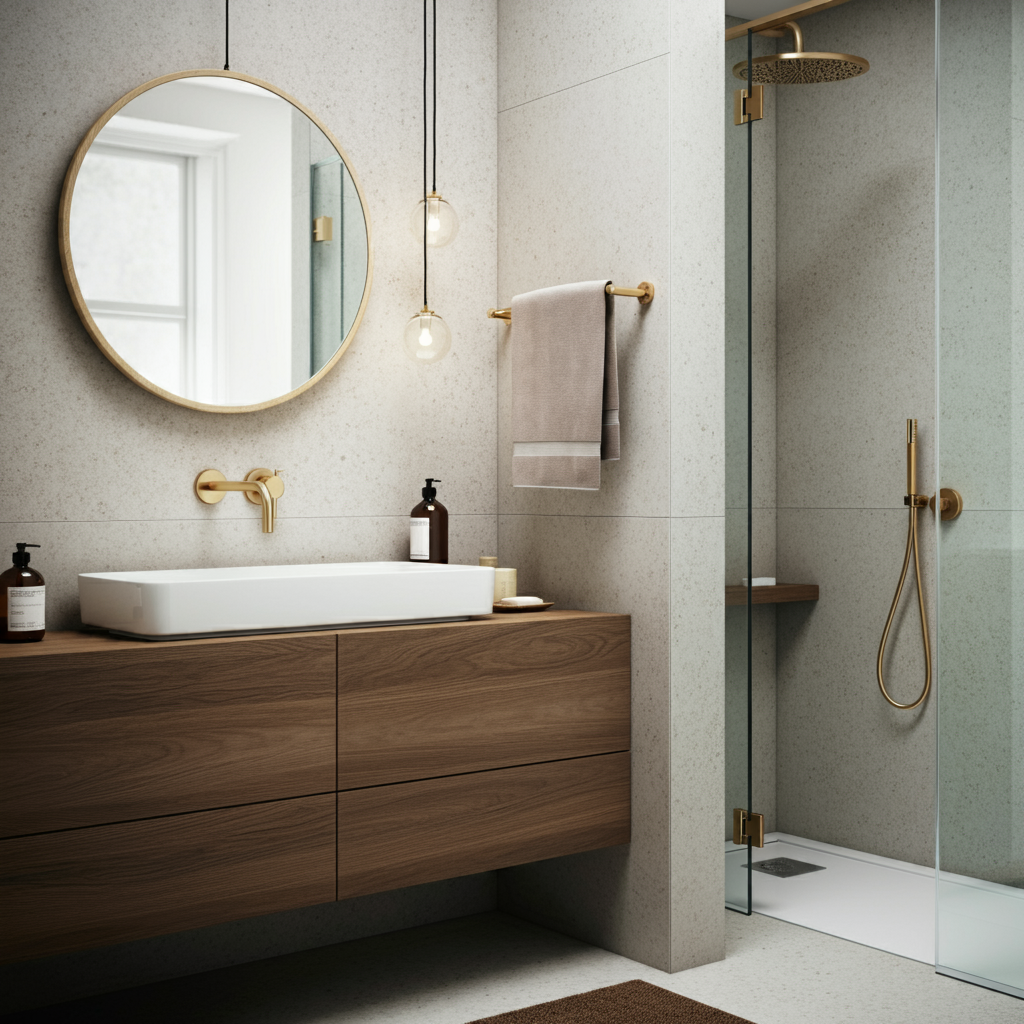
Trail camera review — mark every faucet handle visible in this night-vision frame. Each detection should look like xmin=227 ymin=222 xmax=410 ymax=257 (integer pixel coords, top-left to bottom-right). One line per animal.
xmin=243 ymin=468 xmax=285 ymax=503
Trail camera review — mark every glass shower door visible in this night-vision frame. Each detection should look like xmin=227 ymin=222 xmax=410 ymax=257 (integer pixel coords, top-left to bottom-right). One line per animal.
xmin=724 ymin=25 xmax=772 ymax=914
xmin=935 ymin=0 xmax=1024 ymax=997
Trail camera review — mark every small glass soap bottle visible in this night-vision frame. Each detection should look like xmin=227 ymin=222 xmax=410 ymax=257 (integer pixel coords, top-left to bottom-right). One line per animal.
xmin=410 ymin=479 xmax=448 ymax=564
xmin=1 ymin=543 xmax=45 ymax=643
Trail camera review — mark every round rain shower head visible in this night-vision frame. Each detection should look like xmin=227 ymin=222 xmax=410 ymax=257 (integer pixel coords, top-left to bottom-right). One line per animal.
xmin=732 ymin=21 xmax=869 ymax=84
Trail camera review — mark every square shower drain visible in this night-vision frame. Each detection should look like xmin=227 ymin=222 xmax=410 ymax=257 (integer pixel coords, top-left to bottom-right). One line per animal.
xmin=748 ymin=857 xmax=826 ymax=878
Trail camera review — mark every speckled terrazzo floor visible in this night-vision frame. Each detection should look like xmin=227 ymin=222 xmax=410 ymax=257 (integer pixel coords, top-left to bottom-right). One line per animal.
xmin=2 ymin=911 xmax=1020 ymax=1024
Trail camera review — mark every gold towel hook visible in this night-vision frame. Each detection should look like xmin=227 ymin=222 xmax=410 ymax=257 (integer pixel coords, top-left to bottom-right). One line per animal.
xmin=487 ymin=281 xmax=654 ymax=323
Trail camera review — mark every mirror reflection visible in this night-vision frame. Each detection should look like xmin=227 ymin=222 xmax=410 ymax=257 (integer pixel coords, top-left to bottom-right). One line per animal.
xmin=67 ymin=75 xmax=369 ymax=409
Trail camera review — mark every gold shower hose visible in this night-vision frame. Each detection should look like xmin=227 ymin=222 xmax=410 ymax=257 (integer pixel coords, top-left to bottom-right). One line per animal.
xmin=876 ymin=419 xmax=932 ymax=710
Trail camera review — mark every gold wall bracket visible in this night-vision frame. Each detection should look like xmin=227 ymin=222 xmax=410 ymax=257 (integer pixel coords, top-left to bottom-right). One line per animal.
xmin=733 ymin=808 xmax=766 ymax=848
xmin=195 ymin=468 xmax=285 ymax=534
xmin=312 ymin=216 xmax=333 ymax=242
xmin=734 ymin=85 xmax=764 ymax=125
xmin=930 ymin=488 xmax=963 ymax=521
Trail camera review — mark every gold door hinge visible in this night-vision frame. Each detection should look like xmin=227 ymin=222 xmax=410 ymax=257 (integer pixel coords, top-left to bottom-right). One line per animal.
xmin=733 ymin=85 xmax=764 ymax=125
xmin=733 ymin=808 xmax=765 ymax=847
xmin=313 ymin=216 xmax=333 ymax=242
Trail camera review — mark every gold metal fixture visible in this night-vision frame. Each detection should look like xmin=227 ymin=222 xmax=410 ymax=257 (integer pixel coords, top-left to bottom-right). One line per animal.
xmin=930 ymin=487 xmax=963 ymax=521
xmin=312 ymin=216 xmax=333 ymax=242
xmin=724 ymin=0 xmax=857 ymax=42
xmin=734 ymin=85 xmax=765 ymax=125
xmin=877 ymin=420 xmax=931 ymax=711
xmin=732 ymin=20 xmax=869 ymax=85
xmin=57 ymin=68 xmax=374 ymax=416
xmin=733 ymin=808 xmax=765 ymax=848
xmin=487 ymin=282 xmax=654 ymax=323
xmin=194 ymin=468 xmax=285 ymax=534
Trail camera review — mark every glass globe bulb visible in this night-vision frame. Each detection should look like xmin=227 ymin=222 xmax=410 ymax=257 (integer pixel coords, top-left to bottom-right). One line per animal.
xmin=409 ymin=192 xmax=459 ymax=247
xmin=403 ymin=309 xmax=451 ymax=362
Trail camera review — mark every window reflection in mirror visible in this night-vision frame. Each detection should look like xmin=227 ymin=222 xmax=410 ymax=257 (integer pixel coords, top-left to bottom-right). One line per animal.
xmin=67 ymin=75 xmax=369 ymax=409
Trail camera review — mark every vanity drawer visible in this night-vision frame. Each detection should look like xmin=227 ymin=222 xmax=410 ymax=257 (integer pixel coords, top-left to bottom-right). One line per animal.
xmin=0 ymin=793 xmax=336 ymax=962
xmin=0 ymin=634 xmax=335 ymax=837
xmin=337 ymin=614 xmax=630 ymax=787
xmin=337 ymin=751 xmax=630 ymax=899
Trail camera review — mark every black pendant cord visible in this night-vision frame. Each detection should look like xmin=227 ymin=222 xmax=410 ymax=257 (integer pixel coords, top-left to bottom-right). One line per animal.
xmin=432 ymin=0 xmax=437 ymax=194
xmin=224 ymin=0 xmax=230 ymax=71
xmin=423 ymin=0 xmax=428 ymax=308
xmin=745 ymin=26 xmax=754 ymax=919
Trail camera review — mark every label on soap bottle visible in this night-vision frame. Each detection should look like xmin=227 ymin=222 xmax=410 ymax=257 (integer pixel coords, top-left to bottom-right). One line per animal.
xmin=8 ymin=586 xmax=45 ymax=631
xmin=410 ymin=518 xmax=430 ymax=561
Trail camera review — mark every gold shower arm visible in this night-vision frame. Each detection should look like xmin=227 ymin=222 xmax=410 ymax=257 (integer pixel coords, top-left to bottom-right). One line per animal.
xmin=487 ymin=281 xmax=654 ymax=322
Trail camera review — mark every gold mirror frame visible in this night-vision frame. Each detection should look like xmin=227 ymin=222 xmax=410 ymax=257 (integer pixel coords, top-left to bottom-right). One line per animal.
xmin=58 ymin=69 xmax=374 ymax=414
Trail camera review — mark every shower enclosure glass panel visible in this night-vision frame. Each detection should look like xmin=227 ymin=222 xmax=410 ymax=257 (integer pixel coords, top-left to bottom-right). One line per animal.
xmin=936 ymin=0 xmax=1024 ymax=998
xmin=725 ymin=25 xmax=776 ymax=915
xmin=724 ymin=25 xmax=753 ymax=914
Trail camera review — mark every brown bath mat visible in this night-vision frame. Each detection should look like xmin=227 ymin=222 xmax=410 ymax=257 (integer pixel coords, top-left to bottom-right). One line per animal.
xmin=467 ymin=979 xmax=756 ymax=1023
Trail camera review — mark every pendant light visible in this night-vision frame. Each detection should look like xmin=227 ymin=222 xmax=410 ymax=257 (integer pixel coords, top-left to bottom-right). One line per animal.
xmin=408 ymin=0 xmax=458 ymax=248
xmin=404 ymin=0 xmax=451 ymax=362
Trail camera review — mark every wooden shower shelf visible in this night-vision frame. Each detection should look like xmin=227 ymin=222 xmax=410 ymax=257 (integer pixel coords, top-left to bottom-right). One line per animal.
xmin=725 ymin=583 xmax=819 ymax=606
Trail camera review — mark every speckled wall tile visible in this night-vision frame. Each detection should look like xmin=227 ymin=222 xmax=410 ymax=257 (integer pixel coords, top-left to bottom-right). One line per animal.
xmin=776 ymin=0 xmax=935 ymax=513
xmin=725 ymin=507 xmax=776 ymax=585
xmin=937 ymin=0 xmax=1024 ymax=514
xmin=496 ymin=56 xmax=671 ymax=520
xmin=777 ymin=507 xmax=937 ymax=867
xmin=497 ymin=0 xmax=670 ymax=112
xmin=0 ymin=0 xmax=498 ymax=532
xmin=771 ymin=0 xmax=940 ymax=869
xmin=496 ymin=513 xmax=674 ymax=970
xmin=670 ymin=516 xmax=725 ymax=969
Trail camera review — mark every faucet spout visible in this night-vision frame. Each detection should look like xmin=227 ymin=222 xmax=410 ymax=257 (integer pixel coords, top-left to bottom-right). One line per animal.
xmin=194 ymin=468 xmax=285 ymax=533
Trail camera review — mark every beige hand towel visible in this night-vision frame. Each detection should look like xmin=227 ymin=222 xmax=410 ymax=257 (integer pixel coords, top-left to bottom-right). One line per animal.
xmin=511 ymin=281 xmax=619 ymax=490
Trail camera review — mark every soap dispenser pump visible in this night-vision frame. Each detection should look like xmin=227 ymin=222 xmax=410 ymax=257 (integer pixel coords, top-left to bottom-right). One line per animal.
xmin=1 ymin=543 xmax=45 ymax=643
xmin=410 ymin=479 xmax=448 ymax=564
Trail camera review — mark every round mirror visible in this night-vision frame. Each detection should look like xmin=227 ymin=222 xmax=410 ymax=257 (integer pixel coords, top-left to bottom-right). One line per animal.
xmin=59 ymin=70 xmax=372 ymax=413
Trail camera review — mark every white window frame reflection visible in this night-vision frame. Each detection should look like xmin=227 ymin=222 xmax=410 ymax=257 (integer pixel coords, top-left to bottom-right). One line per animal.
xmin=83 ymin=116 xmax=235 ymax=404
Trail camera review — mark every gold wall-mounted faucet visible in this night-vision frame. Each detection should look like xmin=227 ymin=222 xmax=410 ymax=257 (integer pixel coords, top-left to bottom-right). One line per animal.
xmin=194 ymin=468 xmax=285 ymax=533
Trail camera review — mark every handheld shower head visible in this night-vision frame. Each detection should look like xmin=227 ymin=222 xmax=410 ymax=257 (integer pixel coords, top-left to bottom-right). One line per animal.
xmin=907 ymin=418 xmax=917 ymax=495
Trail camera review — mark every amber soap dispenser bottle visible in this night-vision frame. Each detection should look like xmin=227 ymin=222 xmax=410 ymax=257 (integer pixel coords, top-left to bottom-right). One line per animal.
xmin=1 ymin=543 xmax=45 ymax=643
xmin=410 ymin=479 xmax=448 ymax=564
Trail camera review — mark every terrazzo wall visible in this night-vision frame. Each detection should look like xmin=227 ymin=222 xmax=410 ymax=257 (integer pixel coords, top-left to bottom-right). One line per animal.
xmin=0 ymin=0 xmax=499 ymax=1008
xmin=773 ymin=0 xmax=938 ymax=867
xmin=494 ymin=0 xmax=726 ymax=974
xmin=0 ymin=0 xmax=499 ymax=631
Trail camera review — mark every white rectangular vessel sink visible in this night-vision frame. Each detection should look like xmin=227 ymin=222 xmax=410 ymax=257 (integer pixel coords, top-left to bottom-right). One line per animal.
xmin=79 ymin=562 xmax=496 ymax=640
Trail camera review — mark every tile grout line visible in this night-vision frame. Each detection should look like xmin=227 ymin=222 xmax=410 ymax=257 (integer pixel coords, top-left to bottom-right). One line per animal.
xmin=497 ymin=52 xmax=671 ymax=115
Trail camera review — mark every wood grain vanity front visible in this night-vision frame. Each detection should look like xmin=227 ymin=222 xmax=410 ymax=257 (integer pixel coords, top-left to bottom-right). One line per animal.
xmin=337 ymin=752 xmax=630 ymax=899
xmin=0 ymin=633 xmax=335 ymax=836
xmin=0 ymin=611 xmax=630 ymax=962
xmin=337 ymin=613 xmax=630 ymax=788
xmin=0 ymin=794 xmax=335 ymax=962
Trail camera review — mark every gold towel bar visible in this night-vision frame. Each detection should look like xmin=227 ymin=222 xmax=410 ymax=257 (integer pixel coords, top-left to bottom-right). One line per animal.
xmin=486 ymin=281 xmax=654 ymax=322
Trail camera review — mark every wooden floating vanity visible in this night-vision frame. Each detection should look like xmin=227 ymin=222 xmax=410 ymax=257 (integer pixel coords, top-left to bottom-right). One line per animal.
xmin=0 ymin=610 xmax=630 ymax=962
